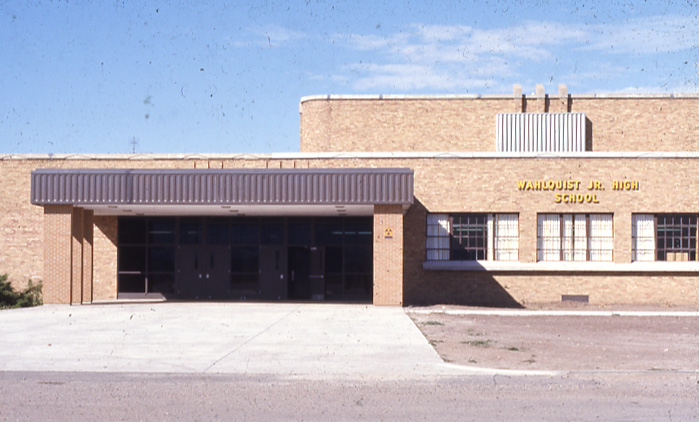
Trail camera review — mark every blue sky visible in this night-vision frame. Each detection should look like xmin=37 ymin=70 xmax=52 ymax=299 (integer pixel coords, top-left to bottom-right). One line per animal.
xmin=1 ymin=0 xmax=697 ymax=154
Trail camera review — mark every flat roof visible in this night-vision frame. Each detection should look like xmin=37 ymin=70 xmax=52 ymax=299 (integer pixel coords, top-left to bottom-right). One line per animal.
xmin=6 ymin=152 xmax=699 ymax=161
xmin=300 ymin=93 xmax=699 ymax=103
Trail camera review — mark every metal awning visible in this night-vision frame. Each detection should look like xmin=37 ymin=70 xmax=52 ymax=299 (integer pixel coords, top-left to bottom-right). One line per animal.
xmin=31 ymin=168 xmax=414 ymax=207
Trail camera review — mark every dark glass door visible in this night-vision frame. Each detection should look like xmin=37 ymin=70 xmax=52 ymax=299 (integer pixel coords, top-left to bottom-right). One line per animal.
xmin=259 ymin=245 xmax=286 ymax=299
xmin=177 ymin=244 xmax=204 ymax=299
xmin=288 ymin=246 xmax=325 ymax=300
xmin=205 ymin=221 xmax=231 ymax=299
xmin=309 ymin=246 xmax=325 ymax=300
xmin=288 ymin=246 xmax=311 ymax=299
xmin=177 ymin=219 xmax=231 ymax=299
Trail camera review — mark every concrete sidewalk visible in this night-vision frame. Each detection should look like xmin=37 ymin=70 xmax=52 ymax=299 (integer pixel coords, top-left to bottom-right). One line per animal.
xmin=0 ymin=303 xmax=460 ymax=378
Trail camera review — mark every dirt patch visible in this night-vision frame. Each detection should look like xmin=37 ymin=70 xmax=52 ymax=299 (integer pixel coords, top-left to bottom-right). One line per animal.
xmin=408 ymin=309 xmax=699 ymax=371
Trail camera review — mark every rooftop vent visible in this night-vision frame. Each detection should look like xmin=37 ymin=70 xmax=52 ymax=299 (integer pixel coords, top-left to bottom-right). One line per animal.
xmin=497 ymin=113 xmax=587 ymax=153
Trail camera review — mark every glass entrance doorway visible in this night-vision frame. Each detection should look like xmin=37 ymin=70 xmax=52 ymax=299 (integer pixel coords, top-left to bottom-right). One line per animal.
xmin=117 ymin=216 xmax=373 ymax=302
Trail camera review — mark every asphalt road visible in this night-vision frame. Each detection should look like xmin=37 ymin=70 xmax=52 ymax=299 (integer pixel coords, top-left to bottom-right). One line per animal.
xmin=2 ymin=303 xmax=698 ymax=420
xmin=1 ymin=371 xmax=697 ymax=421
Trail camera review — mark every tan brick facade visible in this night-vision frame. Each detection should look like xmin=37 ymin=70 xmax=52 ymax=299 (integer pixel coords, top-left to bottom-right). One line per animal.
xmin=1 ymin=91 xmax=698 ymax=307
xmin=93 ymin=216 xmax=117 ymax=301
xmin=299 ymin=94 xmax=699 ymax=153
xmin=43 ymin=205 xmax=72 ymax=304
xmin=373 ymin=204 xmax=404 ymax=306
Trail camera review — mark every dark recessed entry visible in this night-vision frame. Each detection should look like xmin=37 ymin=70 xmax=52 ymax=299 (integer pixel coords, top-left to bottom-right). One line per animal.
xmin=117 ymin=216 xmax=373 ymax=302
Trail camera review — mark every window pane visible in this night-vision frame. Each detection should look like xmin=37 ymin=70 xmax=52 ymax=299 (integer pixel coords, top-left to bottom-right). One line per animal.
xmin=345 ymin=221 xmax=372 ymax=245
xmin=344 ymin=274 xmax=372 ymax=296
xmin=324 ymin=274 xmax=343 ymax=299
xmin=118 ymin=274 xmax=145 ymax=293
xmin=231 ymin=247 xmax=259 ymax=273
xmin=148 ymin=218 xmax=176 ymax=243
xmin=260 ymin=222 xmax=283 ymax=245
xmin=344 ymin=246 xmax=372 ymax=273
xmin=207 ymin=223 xmax=229 ymax=245
xmin=148 ymin=246 xmax=175 ymax=272
xmin=119 ymin=246 xmax=146 ymax=272
xmin=118 ymin=218 xmax=146 ymax=244
xmin=494 ymin=214 xmax=519 ymax=261
xmin=148 ymin=273 xmax=175 ymax=294
xmin=655 ymin=214 xmax=697 ymax=261
xmin=231 ymin=222 xmax=259 ymax=244
xmin=316 ymin=222 xmax=344 ymax=245
xmin=325 ymin=247 xmax=343 ymax=273
xmin=450 ymin=214 xmax=487 ymax=261
xmin=230 ymin=274 xmax=258 ymax=292
xmin=179 ymin=220 xmax=202 ymax=244
xmin=288 ymin=222 xmax=312 ymax=245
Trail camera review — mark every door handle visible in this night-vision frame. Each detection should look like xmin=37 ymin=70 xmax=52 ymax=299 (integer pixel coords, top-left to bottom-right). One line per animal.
xmin=206 ymin=274 xmax=210 ymax=279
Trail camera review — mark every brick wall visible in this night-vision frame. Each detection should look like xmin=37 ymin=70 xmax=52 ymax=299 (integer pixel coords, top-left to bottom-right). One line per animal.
xmin=93 ymin=216 xmax=117 ymax=301
xmin=373 ymin=204 xmax=404 ymax=306
xmin=0 ymin=160 xmax=44 ymax=288
xmin=299 ymin=96 xmax=699 ymax=152
xmin=2 ymin=154 xmax=699 ymax=306
xmin=43 ymin=205 xmax=72 ymax=303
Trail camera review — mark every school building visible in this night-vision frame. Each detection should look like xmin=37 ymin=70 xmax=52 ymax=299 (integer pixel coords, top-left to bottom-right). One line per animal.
xmin=2 ymin=84 xmax=698 ymax=306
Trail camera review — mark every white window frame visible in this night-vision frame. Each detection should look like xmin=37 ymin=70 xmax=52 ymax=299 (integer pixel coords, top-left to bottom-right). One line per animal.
xmin=426 ymin=213 xmax=519 ymax=262
xmin=537 ymin=213 xmax=613 ymax=262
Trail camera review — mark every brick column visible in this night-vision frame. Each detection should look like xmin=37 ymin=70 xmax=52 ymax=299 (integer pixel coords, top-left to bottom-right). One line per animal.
xmin=373 ymin=204 xmax=404 ymax=306
xmin=519 ymin=211 xmax=538 ymax=263
xmin=614 ymin=211 xmax=632 ymax=263
xmin=43 ymin=205 xmax=73 ymax=304
xmin=71 ymin=207 xmax=84 ymax=304
xmin=93 ymin=216 xmax=118 ymax=301
xmin=82 ymin=210 xmax=94 ymax=303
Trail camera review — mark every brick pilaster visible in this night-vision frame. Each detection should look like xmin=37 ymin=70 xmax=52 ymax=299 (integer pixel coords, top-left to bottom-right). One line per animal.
xmin=373 ymin=204 xmax=404 ymax=306
xmin=43 ymin=205 xmax=73 ymax=304
xmin=82 ymin=210 xmax=94 ymax=303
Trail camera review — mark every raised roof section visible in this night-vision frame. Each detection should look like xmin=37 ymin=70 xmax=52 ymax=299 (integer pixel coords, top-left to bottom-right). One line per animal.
xmin=299 ymin=91 xmax=698 ymax=153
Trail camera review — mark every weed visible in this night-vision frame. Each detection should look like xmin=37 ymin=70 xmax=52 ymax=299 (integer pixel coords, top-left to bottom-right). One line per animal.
xmin=423 ymin=320 xmax=444 ymax=326
xmin=462 ymin=339 xmax=491 ymax=348
xmin=522 ymin=359 xmax=536 ymax=364
xmin=504 ymin=346 xmax=520 ymax=352
xmin=468 ymin=359 xmax=477 ymax=364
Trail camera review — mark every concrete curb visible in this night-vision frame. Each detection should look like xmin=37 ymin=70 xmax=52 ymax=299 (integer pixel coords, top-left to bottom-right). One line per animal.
xmin=406 ymin=309 xmax=699 ymax=317
xmin=440 ymin=362 xmax=563 ymax=377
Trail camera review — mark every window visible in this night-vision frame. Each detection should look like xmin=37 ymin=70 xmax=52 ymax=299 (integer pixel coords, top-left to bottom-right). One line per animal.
xmin=118 ymin=217 xmax=176 ymax=295
xmin=426 ymin=213 xmax=518 ymax=261
xmin=633 ymin=214 xmax=698 ymax=261
xmin=537 ymin=214 xmax=613 ymax=262
xmin=451 ymin=214 xmax=488 ymax=260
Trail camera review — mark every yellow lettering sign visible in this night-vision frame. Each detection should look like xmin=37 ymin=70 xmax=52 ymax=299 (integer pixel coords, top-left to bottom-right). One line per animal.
xmin=519 ymin=179 xmax=639 ymax=203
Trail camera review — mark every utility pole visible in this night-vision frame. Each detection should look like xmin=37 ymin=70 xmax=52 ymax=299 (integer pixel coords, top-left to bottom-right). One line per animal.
xmin=130 ymin=136 xmax=138 ymax=153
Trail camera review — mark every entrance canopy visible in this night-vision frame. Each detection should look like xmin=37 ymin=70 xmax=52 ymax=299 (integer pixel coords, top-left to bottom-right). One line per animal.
xmin=31 ymin=168 xmax=414 ymax=216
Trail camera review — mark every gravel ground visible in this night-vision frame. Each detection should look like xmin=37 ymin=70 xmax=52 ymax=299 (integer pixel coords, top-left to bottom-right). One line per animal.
xmin=408 ymin=306 xmax=699 ymax=371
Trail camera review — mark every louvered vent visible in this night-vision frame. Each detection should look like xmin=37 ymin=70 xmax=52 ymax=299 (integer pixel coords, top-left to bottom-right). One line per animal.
xmin=497 ymin=113 xmax=587 ymax=152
